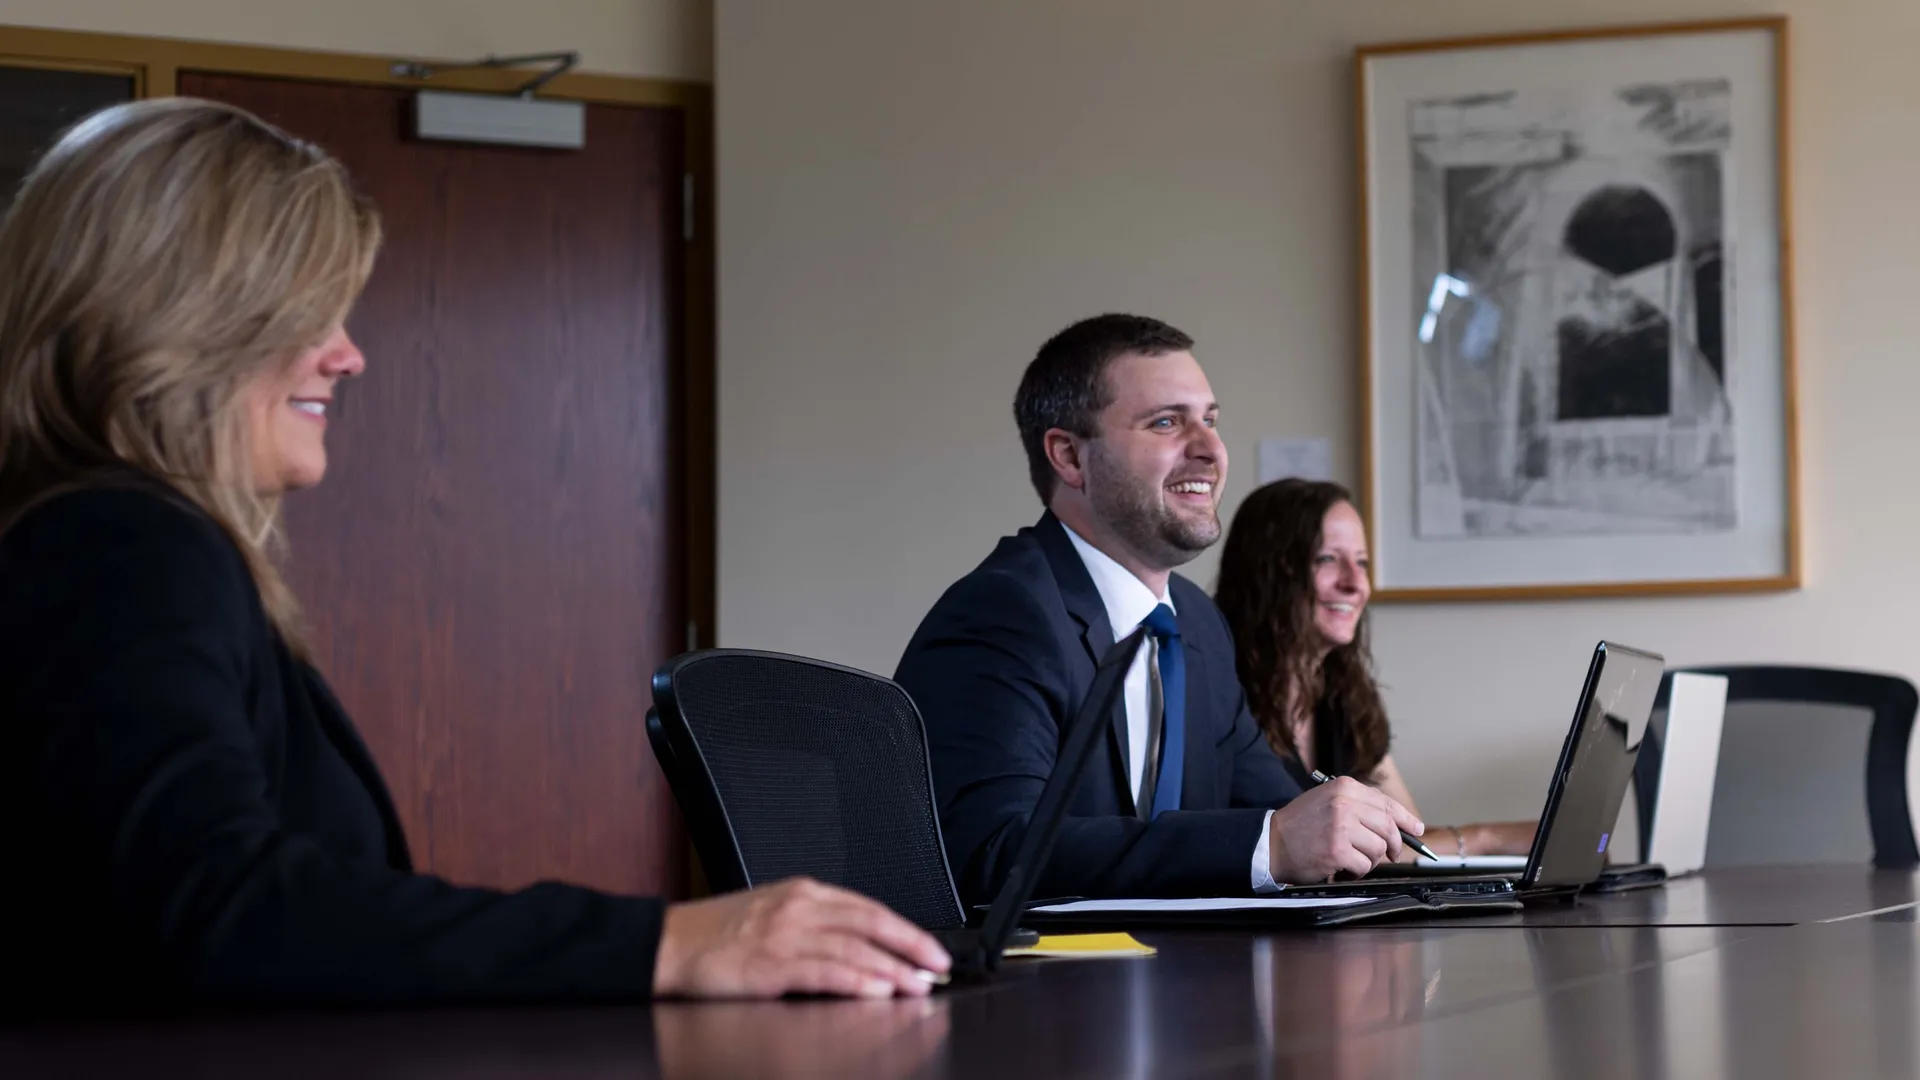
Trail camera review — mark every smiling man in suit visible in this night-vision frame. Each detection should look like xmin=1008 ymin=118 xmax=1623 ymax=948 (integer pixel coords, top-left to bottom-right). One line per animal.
xmin=895 ymin=314 xmax=1425 ymax=905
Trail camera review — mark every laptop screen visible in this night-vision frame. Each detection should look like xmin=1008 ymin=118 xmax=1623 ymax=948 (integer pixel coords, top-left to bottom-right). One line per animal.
xmin=1644 ymin=672 xmax=1730 ymax=876
xmin=1524 ymin=641 xmax=1666 ymax=888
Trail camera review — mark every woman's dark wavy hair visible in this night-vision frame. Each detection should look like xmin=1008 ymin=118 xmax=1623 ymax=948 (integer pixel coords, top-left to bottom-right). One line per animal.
xmin=1214 ymin=478 xmax=1391 ymax=779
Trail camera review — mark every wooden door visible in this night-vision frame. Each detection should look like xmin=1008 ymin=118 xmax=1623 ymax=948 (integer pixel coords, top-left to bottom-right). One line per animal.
xmin=0 ymin=64 xmax=134 ymax=210
xmin=180 ymin=72 xmax=688 ymax=899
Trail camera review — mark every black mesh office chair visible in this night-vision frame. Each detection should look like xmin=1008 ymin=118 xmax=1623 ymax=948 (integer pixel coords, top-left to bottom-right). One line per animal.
xmin=646 ymin=649 xmax=968 ymax=929
xmin=1633 ymin=665 xmax=1919 ymax=869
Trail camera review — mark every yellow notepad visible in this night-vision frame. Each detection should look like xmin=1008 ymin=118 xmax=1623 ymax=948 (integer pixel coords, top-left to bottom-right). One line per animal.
xmin=1003 ymin=932 xmax=1157 ymax=959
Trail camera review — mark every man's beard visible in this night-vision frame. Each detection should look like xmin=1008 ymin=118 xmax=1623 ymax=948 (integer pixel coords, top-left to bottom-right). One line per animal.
xmin=1084 ymin=442 xmax=1221 ymax=571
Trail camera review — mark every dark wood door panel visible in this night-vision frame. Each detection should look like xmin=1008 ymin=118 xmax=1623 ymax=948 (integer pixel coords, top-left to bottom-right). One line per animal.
xmin=179 ymin=72 xmax=687 ymax=899
xmin=0 ymin=65 xmax=135 ymax=211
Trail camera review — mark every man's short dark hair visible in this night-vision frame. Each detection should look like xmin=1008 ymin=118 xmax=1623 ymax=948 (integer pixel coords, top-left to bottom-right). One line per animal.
xmin=1013 ymin=313 xmax=1195 ymax=504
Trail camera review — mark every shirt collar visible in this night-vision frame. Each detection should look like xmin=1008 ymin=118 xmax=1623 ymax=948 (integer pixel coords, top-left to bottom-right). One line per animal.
xmin=1060 ymin=522 xmax=1175 ymax=638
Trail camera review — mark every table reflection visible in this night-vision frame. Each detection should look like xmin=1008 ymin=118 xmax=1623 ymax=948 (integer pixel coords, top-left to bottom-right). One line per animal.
xmin=653 ymin=996 xmax=950 ymax=1080
xmin=1269 ymin=922 xmax=1920 ymax=1077
xmin=0 ymin=1006 xmax=668 ymax=1079
xmin=9 ymin=917 xmax=1914 ymax=1079
xmin=1252 ymin=934 xmax=1434 ymax=1077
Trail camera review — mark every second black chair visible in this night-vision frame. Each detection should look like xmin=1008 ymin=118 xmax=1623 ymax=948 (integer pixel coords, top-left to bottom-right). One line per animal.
xmin=646 ymin=649 xmax=967 ymax=929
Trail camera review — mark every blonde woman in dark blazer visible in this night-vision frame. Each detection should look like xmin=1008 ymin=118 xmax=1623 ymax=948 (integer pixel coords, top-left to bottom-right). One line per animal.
xmin=0 ymin=98 xmax=945 ymax=1007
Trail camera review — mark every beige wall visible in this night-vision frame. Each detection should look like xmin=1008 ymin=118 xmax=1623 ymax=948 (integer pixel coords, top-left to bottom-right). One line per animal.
xmin=718 ymin=0 xmax=1920 ymax=829
xmin=5 ymin=0 xmax=712 ymax=81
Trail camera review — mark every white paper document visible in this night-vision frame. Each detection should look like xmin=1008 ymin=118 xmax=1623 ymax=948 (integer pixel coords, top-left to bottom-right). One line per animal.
xmin=1029 ymin=896 xmax=1375 ymax=914
xmin=1255 ymin=437 xmax=1333 ymax=485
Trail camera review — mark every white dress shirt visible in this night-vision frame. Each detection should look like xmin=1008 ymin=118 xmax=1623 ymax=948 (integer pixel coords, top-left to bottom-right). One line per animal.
xmin=1061 ymin=525 xmax=1280 ymax=893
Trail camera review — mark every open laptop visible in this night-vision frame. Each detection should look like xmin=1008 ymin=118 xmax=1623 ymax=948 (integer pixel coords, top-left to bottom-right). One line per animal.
xmin=1293 ymin=640 xmax=1666 ymax=901
xmin=1640 ymin=671 xmax=1730 ymax=878
xmin=937 ymin=626 xmax=1150 ymax=979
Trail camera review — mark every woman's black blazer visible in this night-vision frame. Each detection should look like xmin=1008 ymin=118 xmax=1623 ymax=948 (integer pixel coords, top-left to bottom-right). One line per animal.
xmin=0 ymin=482 xmax=662 ymax=1005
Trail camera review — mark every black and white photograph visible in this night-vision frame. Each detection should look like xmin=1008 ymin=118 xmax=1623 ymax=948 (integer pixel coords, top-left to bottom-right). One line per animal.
xmin=1410 ymin=79 xmax=1734 ymax=540
xmin=1358 ymin=20 xmax=1796 ymax=597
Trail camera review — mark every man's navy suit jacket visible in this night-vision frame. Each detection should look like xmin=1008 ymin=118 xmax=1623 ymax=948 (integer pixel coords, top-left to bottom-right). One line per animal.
xmin=895 ymin=512 xmax=1303 ymax=906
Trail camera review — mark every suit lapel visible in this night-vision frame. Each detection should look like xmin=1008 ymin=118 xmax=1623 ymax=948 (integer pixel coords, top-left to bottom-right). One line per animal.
xmin=295 ymin=659 xmax=415 ymax=871
xmin=1034 ymin=512 xmax=1135 ymax=815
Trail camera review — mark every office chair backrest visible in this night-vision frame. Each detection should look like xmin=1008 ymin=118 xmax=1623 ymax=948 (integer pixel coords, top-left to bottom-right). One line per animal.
xmin=1634 ymin=665 xmax=1919 ymax=869
xmin=646 ymin=649 xmax=967 ymax=928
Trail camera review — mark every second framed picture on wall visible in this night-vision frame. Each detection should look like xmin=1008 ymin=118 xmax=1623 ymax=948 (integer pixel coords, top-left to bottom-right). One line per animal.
xmin=1354 ymin=17 xmax=1796 ymax=600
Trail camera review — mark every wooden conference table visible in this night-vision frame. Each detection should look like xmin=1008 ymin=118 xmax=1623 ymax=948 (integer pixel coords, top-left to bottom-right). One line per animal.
xmin=5 ymin=865 xmax=1917 ymax=1079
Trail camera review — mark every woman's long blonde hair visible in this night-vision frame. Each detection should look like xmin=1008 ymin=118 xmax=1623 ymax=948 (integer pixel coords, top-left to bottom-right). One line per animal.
xmin=0 ymin=97 xmax=380 ymax=647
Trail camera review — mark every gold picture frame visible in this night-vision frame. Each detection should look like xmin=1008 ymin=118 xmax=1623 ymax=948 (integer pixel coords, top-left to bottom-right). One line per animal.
xmin=1355 ymin=17 xmax=1797 ymax=601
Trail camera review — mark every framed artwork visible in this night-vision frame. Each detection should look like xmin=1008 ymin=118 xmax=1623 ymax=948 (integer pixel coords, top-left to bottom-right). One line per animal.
xmin=1355 ymin=18 xmax=1796 ymax=600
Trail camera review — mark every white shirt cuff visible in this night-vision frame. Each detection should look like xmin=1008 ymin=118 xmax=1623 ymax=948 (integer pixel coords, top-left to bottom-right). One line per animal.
xmin=1251 ymin=809 xmax=1281 ymax=894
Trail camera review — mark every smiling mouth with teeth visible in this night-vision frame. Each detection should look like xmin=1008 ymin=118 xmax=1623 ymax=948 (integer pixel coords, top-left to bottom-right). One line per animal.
xmin=1166 ymin=480 xmax=1214 ymax=495
xmin=292 ymin=401 xmax=327 ymax=417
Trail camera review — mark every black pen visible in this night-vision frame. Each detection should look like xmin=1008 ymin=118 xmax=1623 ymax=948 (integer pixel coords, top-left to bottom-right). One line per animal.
xmin=1309 ymin=768 xmax=1441 ymax=862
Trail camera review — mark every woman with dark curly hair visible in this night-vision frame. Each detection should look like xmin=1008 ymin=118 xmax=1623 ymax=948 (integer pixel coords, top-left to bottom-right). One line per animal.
xmin=1215 ymin=479 xmax=1533 ymax=858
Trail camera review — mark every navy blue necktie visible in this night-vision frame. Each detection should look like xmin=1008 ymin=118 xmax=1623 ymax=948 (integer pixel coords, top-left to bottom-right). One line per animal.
xmin=1141 ymin=603 xmax=1184 ymax=819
